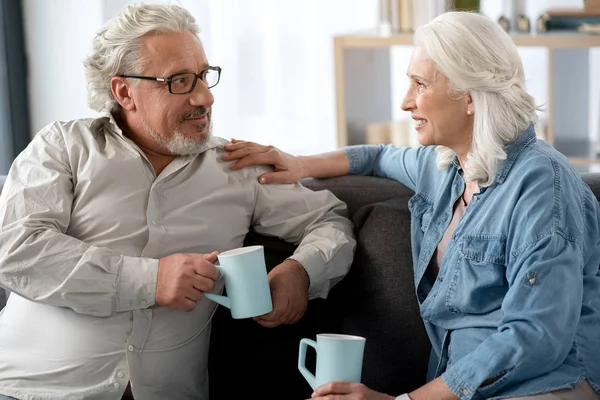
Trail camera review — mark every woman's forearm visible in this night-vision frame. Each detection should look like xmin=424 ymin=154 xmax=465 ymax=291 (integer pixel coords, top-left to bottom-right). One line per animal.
xmin=299 ymin=151 xmax=350 ymax=179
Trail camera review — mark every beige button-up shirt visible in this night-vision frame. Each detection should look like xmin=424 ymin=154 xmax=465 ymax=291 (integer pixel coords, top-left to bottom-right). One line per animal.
xmin=0 ymin=116 xmax=355 ymax=400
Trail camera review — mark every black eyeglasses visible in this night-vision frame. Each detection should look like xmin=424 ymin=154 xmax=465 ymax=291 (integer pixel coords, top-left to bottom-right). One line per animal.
xmin=119 ymin=66 xmax=221 ymax=94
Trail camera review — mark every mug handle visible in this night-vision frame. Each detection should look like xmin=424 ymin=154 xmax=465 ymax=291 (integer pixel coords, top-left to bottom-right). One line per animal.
xmin=298 ymin=338 xmax=317 ymax=390
xmin=204 ymin=265 xmax=232 ymax=309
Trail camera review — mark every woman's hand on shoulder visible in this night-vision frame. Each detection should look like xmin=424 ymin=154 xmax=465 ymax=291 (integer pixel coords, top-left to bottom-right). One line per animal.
xmin=222 ymin=139 xmax=308 ymax=184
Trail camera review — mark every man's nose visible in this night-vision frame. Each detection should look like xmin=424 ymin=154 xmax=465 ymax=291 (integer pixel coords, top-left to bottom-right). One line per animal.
xmin=189 ymin=81 xmax=214 ymax=108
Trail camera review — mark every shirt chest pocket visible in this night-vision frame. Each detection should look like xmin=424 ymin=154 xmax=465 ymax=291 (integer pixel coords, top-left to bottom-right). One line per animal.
xmin=446 ymin=235 xmax=508 ymax=314
xmin=408 ymin=194 xmax=434 ymax=233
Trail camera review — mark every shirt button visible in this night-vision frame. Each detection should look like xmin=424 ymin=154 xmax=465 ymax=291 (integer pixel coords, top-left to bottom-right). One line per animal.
xmin=151 ymin=220 xmax=157 ymax=226
xmin=117 ymin=372 xmax=125 ymax=378
xmin=461 ymin=388 xmax=470 ymax=396
xmin=437 ymin=275 xmax=443 ymax=281
xmin=128 ymin=345 xmax=134 ymax=352
xmin=141 ymin=300 xmax=147 ymax=307
xmin=114 ymin=382 xmax=120 ymax=389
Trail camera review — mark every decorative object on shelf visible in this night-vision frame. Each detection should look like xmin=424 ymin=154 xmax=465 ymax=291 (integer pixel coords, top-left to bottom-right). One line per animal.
xmin=498 ymin=15 xmax=511 ymax=31
xmin=499 ymin=0 xmax=529 ymax=32
xmin=537 ymin=9 xmax=600 ymax=33
xmin=517 ymin=14 xmax=531 ymax=32
xmin=453 ymin=0 xmax=479 ymax=11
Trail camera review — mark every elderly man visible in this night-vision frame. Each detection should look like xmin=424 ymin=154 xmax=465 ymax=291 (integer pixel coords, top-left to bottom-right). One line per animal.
xmin=0 ymin=4 xmax=355 ymax=400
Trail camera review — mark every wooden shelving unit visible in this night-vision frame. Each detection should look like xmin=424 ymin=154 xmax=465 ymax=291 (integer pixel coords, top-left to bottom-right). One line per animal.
xmin=333 ymin=31 xmax=600 ymax=166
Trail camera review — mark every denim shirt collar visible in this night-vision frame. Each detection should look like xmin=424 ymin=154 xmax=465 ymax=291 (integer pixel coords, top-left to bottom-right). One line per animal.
xmin=451 ymin=122 xmax=537 ymax=185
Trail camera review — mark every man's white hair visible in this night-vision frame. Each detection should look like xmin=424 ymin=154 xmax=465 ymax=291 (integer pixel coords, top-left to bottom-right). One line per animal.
xmin=414 ymin=11 xmax=538 ymax=187
xmin=83 ymin=3 xmax=200 ymax=113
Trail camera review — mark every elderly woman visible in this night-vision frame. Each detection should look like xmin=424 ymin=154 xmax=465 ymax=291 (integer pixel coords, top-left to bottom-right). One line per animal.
xmin=222 ymin=11 xmax=600 ymax=400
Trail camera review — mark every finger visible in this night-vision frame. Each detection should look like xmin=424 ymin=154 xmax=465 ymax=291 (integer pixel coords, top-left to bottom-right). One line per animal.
xmin=254 ymin=305 xmax=286 ymax=327
xmin=185 ymin=287 xmax=205 ymax=302
xmin=179 ymin=298 xmax=197 ymax=312
xmin=258 ymin=171 xmax=295 ymax=184
xmin=191 ymin=274 xmax=216 ymax=292
xmin=313 ymin=381 xmax=353 ymax=396
xmin=256 ymin=318 xmax=282 ymax=328
xmin=229 ymin=138 xmax=250 ymax=144
xmin=192 ymin=260 xmax=220 ymax=281
xmin=201 ymin=251 xmax=219 ymax=263
xmin=230 ymin=153 xmax=279 ymax=171
xmin=223 ymin=143 xmax=263 ymax=154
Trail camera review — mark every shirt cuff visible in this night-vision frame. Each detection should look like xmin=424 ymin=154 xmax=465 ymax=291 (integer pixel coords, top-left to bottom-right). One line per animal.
xmin=396 ymin=394 xmax=412 ymax=400
xmin=288 ymin=246 xmax=327 ymax=299
xmin=341 ymin=147 xmax=362 ymax=175
xmin=116 ymin=255 xmax=159 ymax=312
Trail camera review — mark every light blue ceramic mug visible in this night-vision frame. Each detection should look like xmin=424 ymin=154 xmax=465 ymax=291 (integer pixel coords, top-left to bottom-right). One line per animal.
xmin=298 ymin=333 xmax=366 ymax=390
xmin=204 ymin=245 xmax=273 ymax=319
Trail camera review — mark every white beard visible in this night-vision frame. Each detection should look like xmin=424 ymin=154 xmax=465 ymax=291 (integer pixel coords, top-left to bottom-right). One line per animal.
xmin=143 ymin=118 xmax=212 ymax=155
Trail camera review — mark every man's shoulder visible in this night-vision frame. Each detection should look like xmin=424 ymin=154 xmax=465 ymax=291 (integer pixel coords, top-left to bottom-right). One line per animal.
xmin=33 ymin=116 xmax=106 ymax=142
xmin=205 ymin=136 xmax=275 ymax=179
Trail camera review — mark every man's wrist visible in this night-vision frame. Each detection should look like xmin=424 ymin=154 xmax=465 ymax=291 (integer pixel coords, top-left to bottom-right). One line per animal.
xmin=283 ymin=258 xmax=310 ymax=290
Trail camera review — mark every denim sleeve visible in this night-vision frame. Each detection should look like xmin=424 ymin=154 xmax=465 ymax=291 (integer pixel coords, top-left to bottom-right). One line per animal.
xmin=441 ymin=232 xmax=583 ymax=400
xmin=342 ymin=145 xmax=432 ymax=192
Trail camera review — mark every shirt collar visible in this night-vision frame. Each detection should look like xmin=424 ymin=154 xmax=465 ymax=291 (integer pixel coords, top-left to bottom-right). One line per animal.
xmin=494 ymin=122 xmax=536 ymax=184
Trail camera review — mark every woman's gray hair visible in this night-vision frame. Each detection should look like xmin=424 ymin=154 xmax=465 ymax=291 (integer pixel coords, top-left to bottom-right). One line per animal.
xmin=83 ymin=3 xmax=200 ymax=113
xmin=414 ymin=11 xmax=538 ymax=187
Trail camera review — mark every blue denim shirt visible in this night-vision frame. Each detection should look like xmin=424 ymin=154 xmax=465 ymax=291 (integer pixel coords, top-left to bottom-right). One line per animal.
xmin=343 ymin=126 xmax=600 ymax=400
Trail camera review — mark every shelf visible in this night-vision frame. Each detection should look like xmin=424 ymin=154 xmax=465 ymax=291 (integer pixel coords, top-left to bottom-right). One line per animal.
xmin=333 ymin=30 xmax=599 ymax=171
xmin=335 ymin=31 xmax=600 ymax=49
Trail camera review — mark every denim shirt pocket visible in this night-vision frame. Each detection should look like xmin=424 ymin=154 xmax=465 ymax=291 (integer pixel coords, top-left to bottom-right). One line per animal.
xmin=446 ymin=235 xmax=508 ymax=314
xmin=408 ymin=193 xmax=435 ymax=233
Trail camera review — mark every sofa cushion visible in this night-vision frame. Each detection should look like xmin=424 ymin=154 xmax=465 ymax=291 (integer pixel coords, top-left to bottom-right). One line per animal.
xmin=301 ymin=176 xmax=414 ymax=218
xmin=329 ymin=197 xmax=431 ymax=394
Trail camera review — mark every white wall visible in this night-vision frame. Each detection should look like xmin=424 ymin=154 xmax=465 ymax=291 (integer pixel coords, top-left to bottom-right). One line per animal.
xmin=23 ymin=0 xmax=104 ymax=135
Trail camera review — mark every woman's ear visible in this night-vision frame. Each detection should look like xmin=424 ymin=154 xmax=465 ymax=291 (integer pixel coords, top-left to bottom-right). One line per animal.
xmin=111 ymin=77 xmax=136 ymax=111
xmin=466 ymin=93 xmax=474 ymax=116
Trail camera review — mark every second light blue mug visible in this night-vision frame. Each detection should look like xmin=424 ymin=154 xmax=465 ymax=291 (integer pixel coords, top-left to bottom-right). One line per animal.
xmin=298 ymin=333 xmax=366 ymax=390
xmin=204 ymin=245 xmax=273 ymax=319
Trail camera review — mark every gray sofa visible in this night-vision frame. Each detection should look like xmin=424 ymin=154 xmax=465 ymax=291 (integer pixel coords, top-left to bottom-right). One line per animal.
xmin=1 ymin=174 xmax=600 ymax=399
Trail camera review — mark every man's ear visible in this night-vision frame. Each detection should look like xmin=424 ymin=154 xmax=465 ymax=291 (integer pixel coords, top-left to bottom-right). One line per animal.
xmin=111 ymin=77 xmax=136 ymax=111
